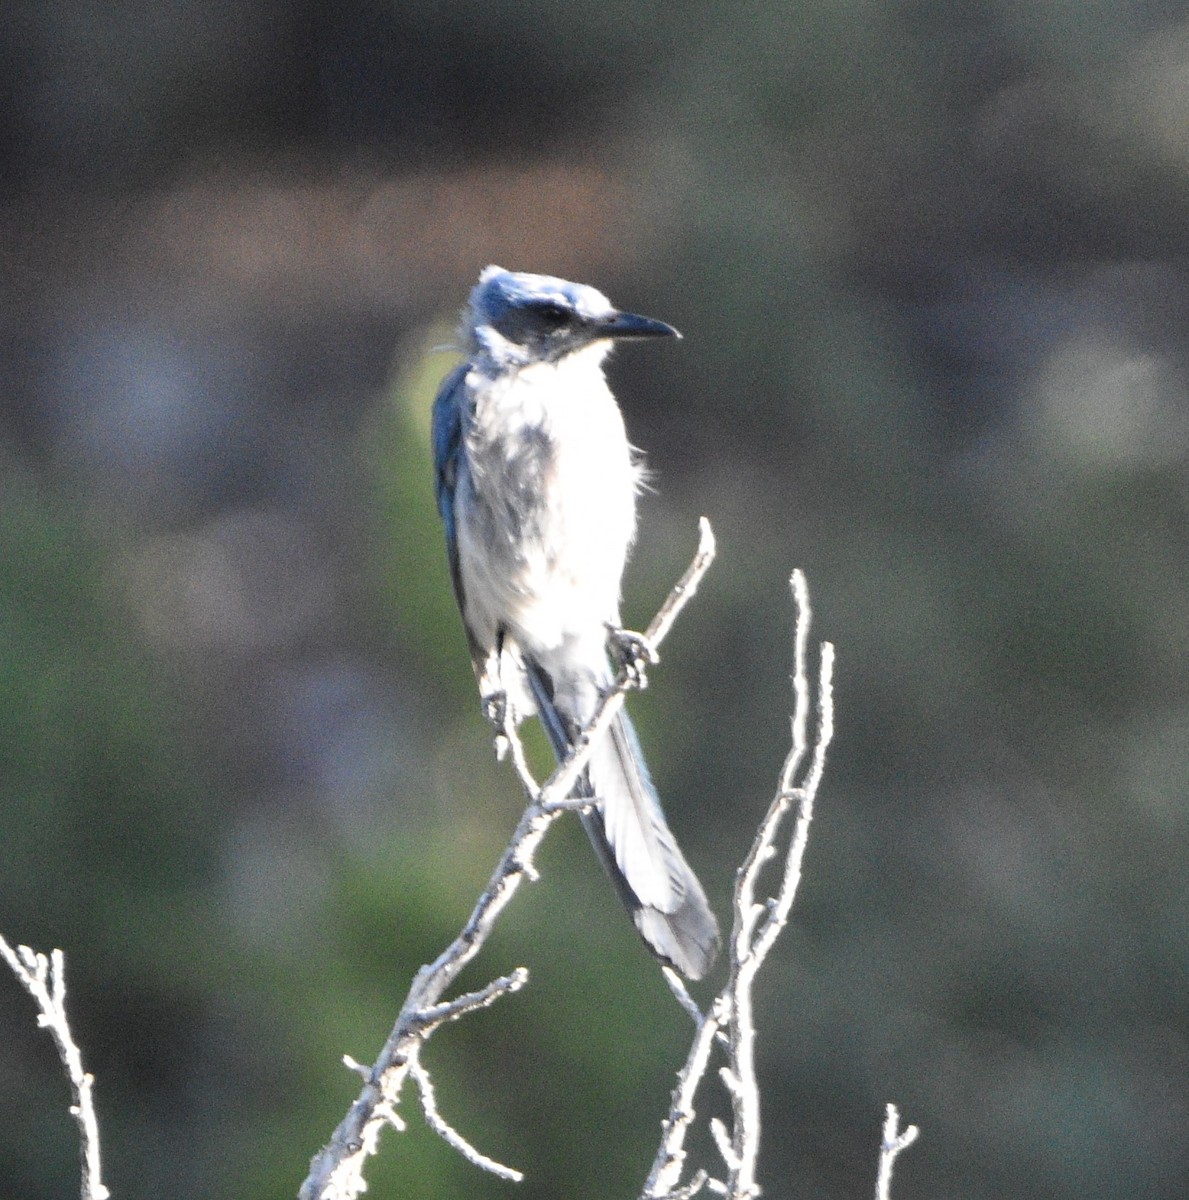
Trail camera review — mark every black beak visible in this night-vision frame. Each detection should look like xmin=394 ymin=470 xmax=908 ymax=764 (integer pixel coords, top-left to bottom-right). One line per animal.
xmin=596 ymin=310 xmax=681 ymax=340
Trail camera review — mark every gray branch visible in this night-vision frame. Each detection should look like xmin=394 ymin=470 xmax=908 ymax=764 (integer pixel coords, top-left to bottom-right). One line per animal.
xmin=642 ymin=574 xmax=920 ymax=1200
xmin=2 ymin=530 xmax=917 ymax=1200
xmin=407 ymin=1052 xmax=524 ymax=1182
xmin=0 ymin=937 xmax=110 ymax=1200
xmin=876 ymin=1104 xmax=919 ymax=1200
xmin=642 ymin=569 xmax=835 ymax=1200
xmin=298 ymin=519 xmax=717 ymax=1200
xmin=301 ymin=535 xmax=919 ymax=1200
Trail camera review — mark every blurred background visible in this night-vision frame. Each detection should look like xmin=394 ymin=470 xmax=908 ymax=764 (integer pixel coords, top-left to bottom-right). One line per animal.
xmin=1 ymin=2 xmax=1186 ymax=1198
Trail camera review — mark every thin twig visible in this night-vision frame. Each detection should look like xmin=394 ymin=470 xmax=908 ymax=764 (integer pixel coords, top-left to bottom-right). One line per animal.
xmin=0 ymin=937 xmax=110 ymax=1200
xmin=652 ymin=1169 xmax=710 ymax=1200
xmin=408 ymin=1053 xmax=525 ymax=1183
xmin=299 ymin=520 xmax=716 ymax=1200
xmin=752 ymin=643 xmax=834 ymax=966
xmin=781 ymin=569 xmax=813 ymax=796
xmin=411 ymin=969 xmax=529 ymax=1033
xmin=642 ymin=568 xmax=836 ymax=1200
xmin=876 ymin=1104 xmax=919 ymax=1200
xmin=662 ymin=966 xmax=704 ymax=1027
xmin=642 ymin=1000 xmax=724 ymax=1199
xmin=722 ymin=576 xmax=834 ymax=1199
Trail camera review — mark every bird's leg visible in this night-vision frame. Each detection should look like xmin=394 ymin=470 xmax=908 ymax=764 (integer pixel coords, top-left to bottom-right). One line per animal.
xmin=482 ymin=692 xmax=511 ymax=760
xmin=479 ymin=637 xmax=512 ymax=760
xmin=607 ymin=624 xmax=659 ymax=690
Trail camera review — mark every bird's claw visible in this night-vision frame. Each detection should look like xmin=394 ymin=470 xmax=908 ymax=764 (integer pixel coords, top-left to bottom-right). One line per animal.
xmin=482 ymin=690 xmax=511 ymax=760
xmin=608 ymin=626 xmax=659 ymax=690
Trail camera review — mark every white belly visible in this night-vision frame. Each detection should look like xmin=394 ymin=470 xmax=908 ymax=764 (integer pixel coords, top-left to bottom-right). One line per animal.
xmin=457 ymin=348 xmax=642 ymax=663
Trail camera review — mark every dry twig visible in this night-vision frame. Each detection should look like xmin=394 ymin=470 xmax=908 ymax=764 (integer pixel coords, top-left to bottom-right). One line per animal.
xmin=642 ymin=575 xmax=918 ymax=1200
xmin=302 ymin=534 xmax=919 ymax=1200
xmin=298 ymin=520 xmax=717 ymax=1200
xmin=876 ymin=1103 xmax=919 ymax=1200
xmin=641 ymin=569 xmax=835 ymax=1200
xmin=0 ymin=936 xmax=110 ymax=1200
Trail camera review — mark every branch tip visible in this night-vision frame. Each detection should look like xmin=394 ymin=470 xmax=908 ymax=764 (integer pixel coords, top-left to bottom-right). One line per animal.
xmin=876 ymin=1104 xmax=919 ymax=1200
xmin=1 ymin=935 xmax=108 ymax=1200
xmin=643 ymin=567 xmax=835 ymax=1200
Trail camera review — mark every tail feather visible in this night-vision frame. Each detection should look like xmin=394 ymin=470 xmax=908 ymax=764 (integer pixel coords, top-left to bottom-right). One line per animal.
xmin=525 ymin=660 xmax=720 ymax=980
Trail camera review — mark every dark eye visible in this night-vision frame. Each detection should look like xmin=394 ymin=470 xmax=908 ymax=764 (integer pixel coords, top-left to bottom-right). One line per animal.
xmin=533 ymin=302 xmax=570 ymax=327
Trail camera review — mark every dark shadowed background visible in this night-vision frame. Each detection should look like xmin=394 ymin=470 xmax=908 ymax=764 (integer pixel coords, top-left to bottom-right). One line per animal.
xmin=1 ymin=3 xmax=1186 ymax=1198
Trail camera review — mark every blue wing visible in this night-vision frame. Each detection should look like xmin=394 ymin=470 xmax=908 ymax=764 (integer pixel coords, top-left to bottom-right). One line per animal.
xmin=432 ymin=363 xmax=490 ymax=670
xmin=431 ymin=363 xmax=468 ymax=613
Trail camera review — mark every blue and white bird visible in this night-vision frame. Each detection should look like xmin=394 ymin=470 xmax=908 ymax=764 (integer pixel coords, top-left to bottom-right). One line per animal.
xmin=431 ymin=266 xmax=720 ymax=979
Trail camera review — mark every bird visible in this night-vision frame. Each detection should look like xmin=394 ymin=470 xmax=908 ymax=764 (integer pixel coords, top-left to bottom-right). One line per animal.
xmin=431 ymin=265 xmax=720 ymax=979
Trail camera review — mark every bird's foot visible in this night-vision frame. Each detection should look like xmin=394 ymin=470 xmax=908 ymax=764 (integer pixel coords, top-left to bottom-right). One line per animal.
xmin=608 ymin=626 xmax=659 ymax=690
xmin=481 ymin=689 xmax=511 ymax=760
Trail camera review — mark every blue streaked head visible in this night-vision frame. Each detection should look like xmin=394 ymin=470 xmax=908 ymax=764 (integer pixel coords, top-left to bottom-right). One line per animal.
xmin=465 ymin=266 xmax=679 ymax=368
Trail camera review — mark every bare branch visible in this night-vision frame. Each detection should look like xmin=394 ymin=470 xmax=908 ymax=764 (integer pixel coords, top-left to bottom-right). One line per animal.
xmin=298 ymin=521 xmax=716 ymax=1200
xmin=876 ymin=1104 xmax=919 ymax=1200
xmin=781 ymin=569 xmax=814 ymax=796
xmin=722 ymin=573 xmax=833 ymax=1200
xmin=642 ymin=999 xmax=723 ymax=1199
xmin=501 ymin=704 xmax=542 ymax=796
xmin=1 ymin=937 xmax=110 ymax=1200
xmin=407 ymin=1053 xmax=525 ymax=1183
xmin=662 ymin=966 xmax=704 ymax=1027
xmin=648 ymin=517 xmax=717 ymax=650
xmin=411 ymin=968 xmax=529 ymax=1033
xmin=642 ymin=568 xmax=836 ymax=1200
xmin=651 ymin=1168 xmax=710 ymax=1200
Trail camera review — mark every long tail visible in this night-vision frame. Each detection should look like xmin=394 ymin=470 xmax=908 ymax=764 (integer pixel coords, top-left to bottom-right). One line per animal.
xmin=526 ymin=661 xmax=720 ymax=980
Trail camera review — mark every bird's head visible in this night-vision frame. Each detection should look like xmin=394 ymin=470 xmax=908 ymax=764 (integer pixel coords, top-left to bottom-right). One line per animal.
xmin=464 ymin=266 xmax=679 ymax=369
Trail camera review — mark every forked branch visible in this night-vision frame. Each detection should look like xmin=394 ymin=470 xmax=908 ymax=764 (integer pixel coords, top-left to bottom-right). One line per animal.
xmin=641 ymin=574 xmax=916 ymax=1200
xmin=0 ymin=937 xmax=110 ymax=1200
xmin=641 ymin=569 xmax=834 ymax=1200
xmin=298 ymin=520 xmax=717 ymax=1200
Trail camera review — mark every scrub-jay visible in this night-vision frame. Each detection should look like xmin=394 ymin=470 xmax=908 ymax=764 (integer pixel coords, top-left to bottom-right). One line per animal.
xmin=431 ymin=266 xmax=719 ymax=979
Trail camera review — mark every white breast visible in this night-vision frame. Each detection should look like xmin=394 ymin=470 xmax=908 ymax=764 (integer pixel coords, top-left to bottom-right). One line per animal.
xmin=457 ymin=345 xmax=643 ymax=661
